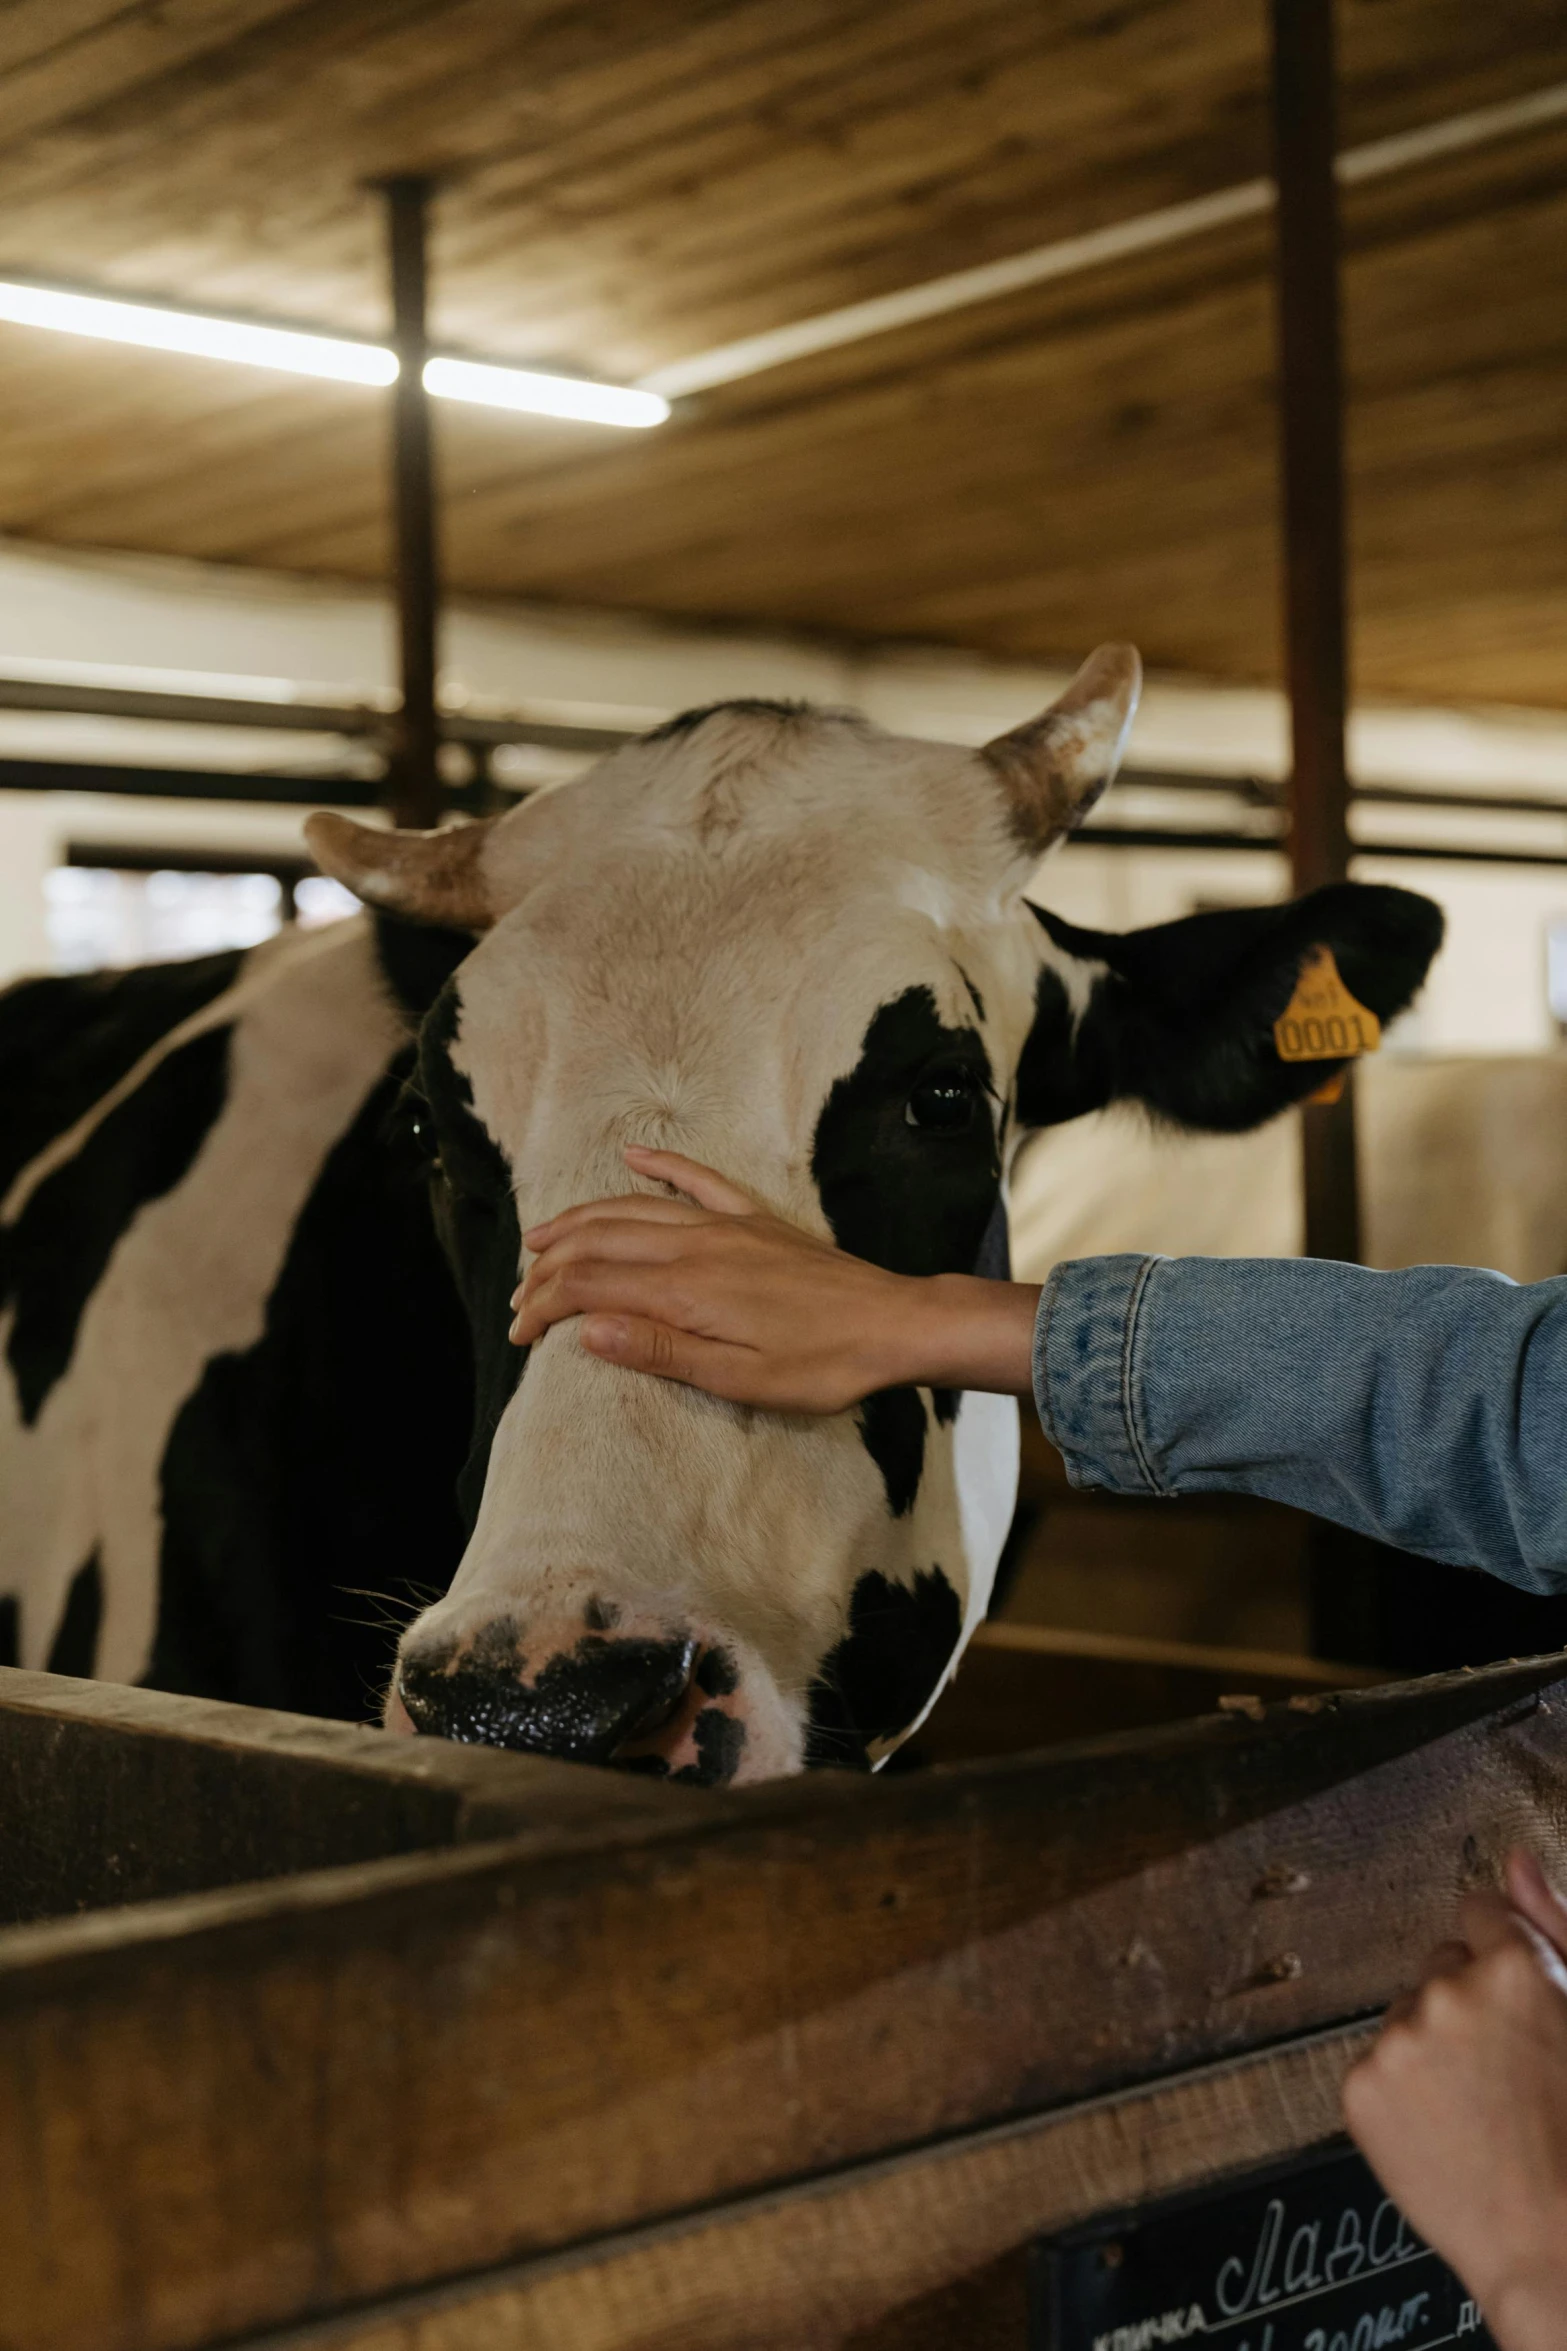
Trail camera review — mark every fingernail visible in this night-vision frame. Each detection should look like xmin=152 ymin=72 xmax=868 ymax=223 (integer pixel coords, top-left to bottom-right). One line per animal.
xmin=522 ymin=1223 xmax=549 ymax=1245
xmin=1519 ymin=1849 xmax=1564 ymax=1903
xmin=508 ymin=1317 xmax=524 ymax=1344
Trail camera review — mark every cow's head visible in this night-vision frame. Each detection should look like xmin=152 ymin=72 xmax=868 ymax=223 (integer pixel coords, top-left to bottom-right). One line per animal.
xmin=307 ymin=648 xmax=1442 ymax=1784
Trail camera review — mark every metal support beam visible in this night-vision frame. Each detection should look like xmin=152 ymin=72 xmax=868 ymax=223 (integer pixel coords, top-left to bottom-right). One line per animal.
xmin=1270 ymin=0 xmax=1360 ymax=1266
xmin=384 ymin=177 xmax=442 ymax=831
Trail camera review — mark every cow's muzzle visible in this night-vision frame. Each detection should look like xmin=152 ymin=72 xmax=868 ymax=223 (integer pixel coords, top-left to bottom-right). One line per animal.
xmin=397 ymin=1629 xmax=699 ymax=1767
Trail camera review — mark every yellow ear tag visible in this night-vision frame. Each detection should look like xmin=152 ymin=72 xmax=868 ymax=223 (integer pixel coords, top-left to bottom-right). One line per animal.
xmin=1273 ymin=946 xmax=1381 ymax=1063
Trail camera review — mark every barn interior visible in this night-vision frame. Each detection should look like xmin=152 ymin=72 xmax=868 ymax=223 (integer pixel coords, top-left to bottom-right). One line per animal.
xmin=2 ymin=0 xmax=1567 ymax=1747
xmin=11 ymin=13 xmax=1567 ymax=2350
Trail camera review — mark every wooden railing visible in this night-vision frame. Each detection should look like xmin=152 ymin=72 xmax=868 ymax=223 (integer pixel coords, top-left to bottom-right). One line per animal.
xmin=0 ymin=1647 xmax=1560 ymax=2348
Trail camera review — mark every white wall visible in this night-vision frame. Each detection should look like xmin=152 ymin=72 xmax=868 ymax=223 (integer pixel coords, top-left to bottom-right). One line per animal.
xmin=1011 ymin=1056 xmax=1567 ymax=1283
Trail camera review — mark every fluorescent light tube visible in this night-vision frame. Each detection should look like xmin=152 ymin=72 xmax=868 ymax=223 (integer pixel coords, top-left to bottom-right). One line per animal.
xmin=423 ymin=355 xmax=669 ymax=428
xmin=0 ymin=280 xmax=396 ymax=385
xmin=0 ymin=278 xmax=668 ymax=427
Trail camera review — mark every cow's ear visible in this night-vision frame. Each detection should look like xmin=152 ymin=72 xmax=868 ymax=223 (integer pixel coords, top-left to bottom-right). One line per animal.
xmin=304 ymin=811 xmax=498 ymax=930
xmin=1015 ymin=881 xmax=1445 ymax=1133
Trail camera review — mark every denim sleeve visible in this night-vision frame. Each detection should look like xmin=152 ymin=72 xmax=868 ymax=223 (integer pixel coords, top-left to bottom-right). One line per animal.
xmin=1033 ymin=1253 xmax=1567 ymax=1595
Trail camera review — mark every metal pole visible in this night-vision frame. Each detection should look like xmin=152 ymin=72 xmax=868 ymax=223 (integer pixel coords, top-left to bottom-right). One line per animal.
xmin=384 ymin=176 xmax=442 ymax=831
xmin=1269 ymin=0 xmax=1360 ymax=1265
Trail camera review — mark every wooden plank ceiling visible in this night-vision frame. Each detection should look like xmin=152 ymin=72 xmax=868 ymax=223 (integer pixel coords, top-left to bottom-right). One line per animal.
xmin=0 ymin=0 xmax=1564 ymax=706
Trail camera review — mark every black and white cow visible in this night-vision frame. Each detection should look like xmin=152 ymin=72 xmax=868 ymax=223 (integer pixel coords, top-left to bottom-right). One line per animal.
xmin=0 ymin=647 xmax=1443 ymax=1780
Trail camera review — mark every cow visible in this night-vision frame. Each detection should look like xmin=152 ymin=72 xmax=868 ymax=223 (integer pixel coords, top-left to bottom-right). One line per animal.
xmin=0 ymin=647 xmax=1444 ymax=1781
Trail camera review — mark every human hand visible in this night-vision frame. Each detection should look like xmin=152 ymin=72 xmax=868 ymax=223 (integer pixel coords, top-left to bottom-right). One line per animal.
xmin=509 ymin=1147 xmax=1040 ymax=1412
xmin=1342 ymin=1848 xmax=1567 ymax=2351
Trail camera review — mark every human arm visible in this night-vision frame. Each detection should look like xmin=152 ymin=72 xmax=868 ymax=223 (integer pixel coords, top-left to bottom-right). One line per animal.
xmin=1036 ymin=1251 xmax=1567 ymax=1593
xmin=1343 ymin=1849 xmax=1567 ymax=2351
xmin=515 ymin=1152 xmax=1567 ymax=1592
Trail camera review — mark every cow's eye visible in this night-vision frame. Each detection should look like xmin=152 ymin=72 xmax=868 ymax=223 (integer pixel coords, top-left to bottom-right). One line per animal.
xmin=906 ymin=1068 xmax=981 ymax=1132
xmin=409 ymin=1111 xmax=446 ymax=1181
xmin=390 ymin=1087 xmax=443 ymax=1177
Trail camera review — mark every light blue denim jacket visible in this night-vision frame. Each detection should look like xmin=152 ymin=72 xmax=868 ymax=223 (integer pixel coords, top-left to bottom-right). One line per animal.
xmin=1032 ymin=1256 xmax=1567 ymax=1596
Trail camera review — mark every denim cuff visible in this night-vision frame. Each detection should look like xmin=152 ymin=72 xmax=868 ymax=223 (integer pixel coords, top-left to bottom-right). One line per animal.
xmin=1033 ymin=1254 xmax=1164 ymax=1496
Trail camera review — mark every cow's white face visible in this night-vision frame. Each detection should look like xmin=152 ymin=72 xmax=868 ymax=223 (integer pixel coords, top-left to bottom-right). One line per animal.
xmin=307 ymin=653 xmax=1443 ymax=1785
xmin=410 ymin=723 xmax=1053 ymax=1778
xmin=308 ymin=654 xmax=1139 ymax=1783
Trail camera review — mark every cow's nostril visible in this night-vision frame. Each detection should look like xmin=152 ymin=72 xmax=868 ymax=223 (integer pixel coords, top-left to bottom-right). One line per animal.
xmin=398 ymin=1633 xmax=698 ymax=1765
xmin=615 ymin=1644 xmax=698 ymax=1747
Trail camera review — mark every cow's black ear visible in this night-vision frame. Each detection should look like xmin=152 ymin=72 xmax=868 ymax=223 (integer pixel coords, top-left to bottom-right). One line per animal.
xmin=1016 ymin=881 xmax=1445 ymax=1134
xmin=373 ymin=910 xmax=474 ymax=1025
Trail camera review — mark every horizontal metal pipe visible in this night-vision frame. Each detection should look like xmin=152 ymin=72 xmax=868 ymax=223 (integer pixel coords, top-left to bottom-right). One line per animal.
xmin=0 ymin=675 xmax=390 ymax=736
xmin=449 ymin=710 xmax=629 ymax=754
xmin=1070 ymin=824 xmax=1283 ymax=854
xmin=1340 ymin=838 xmax=1567 ymax=871
xmin=64 ymin=838 xmax=317 ymax=877
xmin=0 ymin=674 xmax=628 ymax=757
xmin=0 ymin=756 xmax=380 ymax=804
xmin=1070 ymin=824 xmax=1567 ymax=869
xmin=1162 ymin=770 xmax=1567 ymax=825
xmin=1352 ymin=780 xmax=1567 ymax=823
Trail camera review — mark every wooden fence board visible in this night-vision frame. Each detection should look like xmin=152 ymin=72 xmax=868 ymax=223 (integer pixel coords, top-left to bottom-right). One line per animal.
xmin=911 ymin=1619 xmax=1379 ymax=1765
xmin=0 ymin=1666 xmax=713 ymax=1924
xmin=0 ymin=1654 xmax=1561 ymax=2350
xmin=230 ymin=2022 xmax=1373 ymax=2351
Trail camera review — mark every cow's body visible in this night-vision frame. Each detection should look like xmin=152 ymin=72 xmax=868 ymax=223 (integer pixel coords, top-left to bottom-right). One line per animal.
xmin=0 ymin=919 xmax=472 ymax=1713
xmin=0 ymin=660 xmax=1444 ymax=1779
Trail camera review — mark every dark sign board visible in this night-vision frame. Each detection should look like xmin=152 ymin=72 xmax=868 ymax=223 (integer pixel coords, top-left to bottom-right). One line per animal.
xmin=1032 ymin=2140 xmax=1493 ymax=2350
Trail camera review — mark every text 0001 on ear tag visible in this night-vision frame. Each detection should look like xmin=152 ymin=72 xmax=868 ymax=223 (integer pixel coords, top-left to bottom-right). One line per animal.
xmin=1273 ymin=946 xmax=1381 ymax=1063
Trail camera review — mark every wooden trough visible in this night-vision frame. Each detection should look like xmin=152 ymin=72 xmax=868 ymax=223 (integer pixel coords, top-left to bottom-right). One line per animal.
xmin=3 ymin=1640 xmax=1561 ymax=2350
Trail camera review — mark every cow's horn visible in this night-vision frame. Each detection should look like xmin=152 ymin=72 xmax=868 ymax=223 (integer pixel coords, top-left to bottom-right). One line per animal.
xmin=982 ymin=644 xmax=1142 ymax=854
xmin=303 ymin=811 xmax=498 ymax=931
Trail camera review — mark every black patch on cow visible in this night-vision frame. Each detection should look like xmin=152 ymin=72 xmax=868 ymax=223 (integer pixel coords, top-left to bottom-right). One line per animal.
xmin=0 ymin=949 xmax=241 ymax=1199
xmin=857 ymin=1386 xmax=927 ymax=1517
xmin=812 ymin=986 xmax=1001 ymax=1511
xmin=1012 ymin=960 xmax=1081 ymax=1130
xmin=45 ymin=1554 xmax=102 ymax=1678
xmin=674 ymin=1706 xmax=747 ymax=1786
xmin=417 ymin=984 xmax=514 ymax=1202
xmin=974 ymin=1193 xmax=1011 ymax=1282
xmin=146 ymin=1060 xmax=473 ymax=1719
xmin=812 ymin=987 xmax=1000 ymax=1278
xmin=0 ymin=1596 xmax=16 ymax=1669
xmin=695 ymin=1643 xmax=739 ymax=1697
xmin=806 ymin=1565 xmax=963 ymax=1768
xmin=1016 ymin=882 xmax=1444 ymax=1132
xmin=415 ymin=983 xmax=527 ymax=1532
xmin=372 ymin=912 xmax=474 ymax=1024
xmin=1 ymin=1025 xmax=232 ymax=1426
xmin=643 ymin=697 xmax=819 ymax=743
